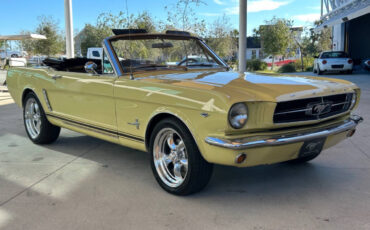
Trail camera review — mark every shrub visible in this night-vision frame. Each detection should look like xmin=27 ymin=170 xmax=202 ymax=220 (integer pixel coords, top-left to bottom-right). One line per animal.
xmin=246 ymin=59 xmax=268 ymax=71
xmin=294 ymin=56 xmax=315 ymax=72
xmin=278 ymin=63 xmax=296 ymax=73
xmin=305 ymin=66 xmax=313 ymax=72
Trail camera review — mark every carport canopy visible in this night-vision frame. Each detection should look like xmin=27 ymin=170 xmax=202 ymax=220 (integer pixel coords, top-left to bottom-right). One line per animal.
xmin=0 ymin=34 xmax=46 ymax=41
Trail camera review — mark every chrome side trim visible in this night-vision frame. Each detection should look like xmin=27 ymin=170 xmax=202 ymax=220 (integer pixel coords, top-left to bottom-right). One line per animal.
xmin=46 ymin=113 xmax=144 ymax=143
xmin=205 ymin=115 xmax=363 ymax=150
xmin=42 ymin=89 xmax=52 ymax=111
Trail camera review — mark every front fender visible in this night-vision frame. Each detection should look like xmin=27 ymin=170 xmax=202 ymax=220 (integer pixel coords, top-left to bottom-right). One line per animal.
xmin=146 ymin=106 xmax=226 ymax=163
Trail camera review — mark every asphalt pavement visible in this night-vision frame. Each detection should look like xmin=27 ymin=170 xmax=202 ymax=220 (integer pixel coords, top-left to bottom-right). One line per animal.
xmin=0 ymin=72 xmax=370 ymax=230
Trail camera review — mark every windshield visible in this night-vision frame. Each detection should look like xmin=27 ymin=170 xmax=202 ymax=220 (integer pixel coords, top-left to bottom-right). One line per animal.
xmin=111 ymin=36 xmax=224 ymax=72
xmin=321 ymin=52 xmax=348 ymax=58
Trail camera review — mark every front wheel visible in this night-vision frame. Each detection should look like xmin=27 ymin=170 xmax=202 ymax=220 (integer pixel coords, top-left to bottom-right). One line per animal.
xmin=23 ymin=92 xmax=60 ymax=144
xmin=149 ymin=118 xmax=213 ymax=195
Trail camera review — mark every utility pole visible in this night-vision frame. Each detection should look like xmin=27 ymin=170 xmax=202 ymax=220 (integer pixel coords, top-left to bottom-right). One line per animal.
xmin=238 ymin=0 xmax=247 ymax=73
xmin=64 ymin=0 xmax=74 ymax=58
xmin=321 ymin=0 xmax=323 ymax=17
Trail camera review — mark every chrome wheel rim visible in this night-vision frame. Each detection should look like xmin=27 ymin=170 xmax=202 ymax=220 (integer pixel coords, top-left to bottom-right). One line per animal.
xmin=25 ymin=98 xmax=42 ymax=139
xmin=153 ymin=128 xmax=188 ymax=188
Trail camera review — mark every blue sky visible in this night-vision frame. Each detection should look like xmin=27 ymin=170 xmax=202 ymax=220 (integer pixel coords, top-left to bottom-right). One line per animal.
xmin=0 ymin=0 xmax=322 ymax=36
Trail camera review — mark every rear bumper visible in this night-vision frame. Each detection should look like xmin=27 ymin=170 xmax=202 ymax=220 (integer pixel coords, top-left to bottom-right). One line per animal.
xmin=321 ymin=63 xmax=353 ymax=71
xmin=205 ymin=115 xmax=363 ymax=150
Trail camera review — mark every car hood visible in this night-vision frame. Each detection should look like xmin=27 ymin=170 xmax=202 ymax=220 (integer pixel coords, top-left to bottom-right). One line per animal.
xmin=136 ymin=70 xmax=358 ymax=103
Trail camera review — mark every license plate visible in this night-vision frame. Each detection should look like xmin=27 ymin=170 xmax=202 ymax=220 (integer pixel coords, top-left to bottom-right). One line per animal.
xmin=298 ymin=138 xmax=326 ymax=158
xmin=332 ymin=65 xmax=344 ymax=69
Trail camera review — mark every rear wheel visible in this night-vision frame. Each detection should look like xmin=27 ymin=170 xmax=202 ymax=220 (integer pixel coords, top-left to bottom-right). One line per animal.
xmin=347 ymin=70 xmax=353 ymax=74
xmin=23 ymin=92 xmax=60 ymax=144
xmin=149 ymin=118 xmax=213 ymax=195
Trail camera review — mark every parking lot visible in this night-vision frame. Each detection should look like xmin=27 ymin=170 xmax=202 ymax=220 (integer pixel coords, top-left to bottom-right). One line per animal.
xmin=0 ymin=72 xmax=370 ymax=230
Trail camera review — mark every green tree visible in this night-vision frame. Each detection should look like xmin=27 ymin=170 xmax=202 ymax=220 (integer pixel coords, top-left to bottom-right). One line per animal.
xmin=301 ymin=21 xmax=332 ymax=57
xmin=33 ymin=16 xmax=64 ymax=56
xmin=18 ymin=30 xmax=36 ymax=55
xmin=78 ymin=11 xmax=158 ymax=56
xmin=78 ymin=24 xmax=110 ymax=56
xmin=258 ymin=17 xmax=293 ymax=69
xmin=230 ymin=29 xmax=239 ymax=59
xmin=205 ymin=15 xmax=233 ymax=58
xmin=295 ymin=21 xmax=332 ymax=71
xmin=165 ymin=0 xmax=206 ymax=36
xmin=133 ymin=12 xmax=157 ymax=33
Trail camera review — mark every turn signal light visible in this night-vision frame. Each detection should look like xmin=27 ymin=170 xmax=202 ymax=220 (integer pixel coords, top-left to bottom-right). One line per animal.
xmin=322 ymin=60 xmax=327 ymax=64
xmin=348 ymin=59 xmax=353 ymax=64
xmin=235 ymin=153 xmax=247 ymax=164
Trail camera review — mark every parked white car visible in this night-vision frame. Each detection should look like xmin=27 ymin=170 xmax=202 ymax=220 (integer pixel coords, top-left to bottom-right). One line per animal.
xmin=9 ymin=58 xmax=27 ymax=67
xmin=314 ymin=51 xmax=353 ymax=75
xmin=0 ymin=50 xmax=27 ymax=58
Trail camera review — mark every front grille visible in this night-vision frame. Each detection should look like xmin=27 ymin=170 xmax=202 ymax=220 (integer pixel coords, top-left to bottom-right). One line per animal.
xmin=332 ymin=65 xmax=344 ymax=69
xmin=273 ymin=93 xmax=352 ymax=123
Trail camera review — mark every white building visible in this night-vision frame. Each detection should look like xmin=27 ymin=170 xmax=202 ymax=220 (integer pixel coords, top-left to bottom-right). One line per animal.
xmin=316 ymin=0 xmax=370 ymax=64
xmin=246 ymin=37 xmax=262 ymax=60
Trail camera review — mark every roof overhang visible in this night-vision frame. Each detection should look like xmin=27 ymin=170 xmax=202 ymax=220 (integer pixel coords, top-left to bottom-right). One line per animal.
xmin=314 ymin=0 xmax=370 ymax=33
xmin=0 ymin=34 xmax=47 ymax=41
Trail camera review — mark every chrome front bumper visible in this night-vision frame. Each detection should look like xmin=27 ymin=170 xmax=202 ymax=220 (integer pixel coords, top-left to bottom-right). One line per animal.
xmin=205 ymin=115 xmax=363 ymax=150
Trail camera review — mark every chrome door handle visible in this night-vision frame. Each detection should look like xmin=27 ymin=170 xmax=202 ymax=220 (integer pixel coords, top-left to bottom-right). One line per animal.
xmin=52 ymin=75 xmax=62 ymax=80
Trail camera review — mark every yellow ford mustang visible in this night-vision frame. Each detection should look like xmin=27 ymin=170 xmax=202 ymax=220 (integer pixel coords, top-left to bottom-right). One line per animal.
xmin=6 ymin=29 xmax=363 ymax=195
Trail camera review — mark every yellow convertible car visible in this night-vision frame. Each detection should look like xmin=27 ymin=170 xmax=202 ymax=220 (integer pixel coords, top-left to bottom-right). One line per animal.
xmin=6 ymin=29 xmax=363 ymax=195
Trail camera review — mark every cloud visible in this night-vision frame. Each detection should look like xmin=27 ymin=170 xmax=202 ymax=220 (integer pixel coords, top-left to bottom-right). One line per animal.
xmin=293 ymin=13 xmax=321 ymax=22
xmin=213 ymin=0 xmax=225 ymax=5
xmin=225 ymin=0 xmax=291 ymax=15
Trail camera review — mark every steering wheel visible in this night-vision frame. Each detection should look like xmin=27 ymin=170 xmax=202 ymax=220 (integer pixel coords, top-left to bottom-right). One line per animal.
xmin=177 ymin=58 xmax=198 ymax=66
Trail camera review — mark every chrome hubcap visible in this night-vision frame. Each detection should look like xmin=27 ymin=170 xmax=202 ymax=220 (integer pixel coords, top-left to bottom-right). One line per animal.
xmin=25 ymin=98 xmax=42 ymax=139
xmin=153 ymin=128 xmax=188 ymax=188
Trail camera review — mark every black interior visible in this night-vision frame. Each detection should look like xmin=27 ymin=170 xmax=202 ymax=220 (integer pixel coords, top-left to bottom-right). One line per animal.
xmin=43 ymin=57 xmax=102 ymax=74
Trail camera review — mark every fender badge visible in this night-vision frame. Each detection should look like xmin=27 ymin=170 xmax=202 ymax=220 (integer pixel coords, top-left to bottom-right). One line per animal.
xmin=201 ymin=113 xmax=209 ymax=118
xmin=128 ymin=119 xmax=140 ymax=129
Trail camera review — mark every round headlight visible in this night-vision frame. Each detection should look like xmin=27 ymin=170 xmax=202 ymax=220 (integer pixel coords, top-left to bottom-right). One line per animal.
xmin=228 ymin=103 xmax=248 ymax=129
xmin=350 ymin=92 xmax=357 ymax=110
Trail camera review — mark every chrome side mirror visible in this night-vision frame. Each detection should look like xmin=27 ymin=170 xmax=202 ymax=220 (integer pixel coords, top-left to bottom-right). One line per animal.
xmin=84 ymin=61 xmax=98 ymax=74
